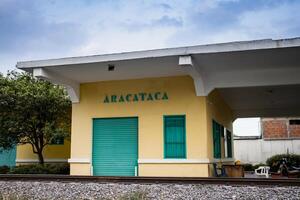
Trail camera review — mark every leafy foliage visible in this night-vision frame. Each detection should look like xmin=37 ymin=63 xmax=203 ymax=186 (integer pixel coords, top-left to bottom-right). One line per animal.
xmin=7 ymin=163 xmax=70 ymax=174
xmin=266 ymin=154 xmax=300 ymax=172
xmin=253 ymin=163 xmax=267 ymax=170
xmin=0 ymin=166 xmax=10 ymax=174
xmin=242 ymin=163 xmax=267 ymax=171
xmin=243 ymin=163 xmax=254 ymax=171
xmin=0 ymin=72 xmax=71 ymax=164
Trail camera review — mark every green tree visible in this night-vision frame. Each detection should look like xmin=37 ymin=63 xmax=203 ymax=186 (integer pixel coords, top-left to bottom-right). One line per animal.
xmin=0 ymin=71 xmax=71 ymax=164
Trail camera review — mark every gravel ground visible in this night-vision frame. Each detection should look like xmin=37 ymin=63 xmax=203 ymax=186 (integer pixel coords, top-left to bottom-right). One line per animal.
xmin=0 ymin=181 xmax=299 ymax=200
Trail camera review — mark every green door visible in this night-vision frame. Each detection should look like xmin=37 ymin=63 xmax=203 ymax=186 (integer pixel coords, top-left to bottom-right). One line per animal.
xmin=213 ymin=120 xmax=222 ymax=159
xmin=0 ymin=147 xmax=16 ymax=166
xmin=92 ymin=117 xmax=138 ymax=176
xmin=226 ymin=130 xmax=232 ymax=158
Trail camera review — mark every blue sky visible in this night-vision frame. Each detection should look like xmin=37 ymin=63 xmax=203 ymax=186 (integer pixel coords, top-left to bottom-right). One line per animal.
xmin=0 ymin=0 xmax=300 ymax=74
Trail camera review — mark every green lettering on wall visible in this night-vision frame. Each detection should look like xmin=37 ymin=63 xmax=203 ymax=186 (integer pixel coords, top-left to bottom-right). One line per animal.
xmin=119 ymin=95 xmax=125 ymax=102
xmin=147 ymin=93 xmax=153 ymax=101
xmin=133 ymin=94 xmax=139 ymax=101
xmin=125 ymin=94 xmax=132 ymax=102
xmin=154 ymin=92 xmax=161 ymax=100
xmin=103 ymin=92 xmax=169 ymax=103
xmin=103 ymin=95 xmax=110 ymax=103
xmin=139 ymin=93 xmax=146 ymax=101
xmin=111 ymin=95 xmax=117 ymax=103
xmin=162 ymin=92 xmax=169 ymax=100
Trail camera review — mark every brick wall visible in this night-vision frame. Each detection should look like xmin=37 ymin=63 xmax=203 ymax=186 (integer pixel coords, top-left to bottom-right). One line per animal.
xmin=290 ymin=124 xmax=300 ymax=138
xmin=262 ymin=118 xmax=300 ymax=139
xmin=262 ymin=119 xmax=288 ymax=139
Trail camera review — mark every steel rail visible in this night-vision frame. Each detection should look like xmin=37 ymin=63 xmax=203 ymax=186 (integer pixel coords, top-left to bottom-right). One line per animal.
xmin=0 ymin=175 xmax=299 ymax=186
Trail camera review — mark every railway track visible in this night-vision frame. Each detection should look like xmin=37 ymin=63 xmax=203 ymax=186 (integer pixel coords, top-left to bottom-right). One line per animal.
xmin=0 ymin=175 xmax=299 ymax=186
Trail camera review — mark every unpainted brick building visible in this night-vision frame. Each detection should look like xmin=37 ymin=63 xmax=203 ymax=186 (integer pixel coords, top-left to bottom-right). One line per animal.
xmin=262 ymin=118 xmax=300 ymax=139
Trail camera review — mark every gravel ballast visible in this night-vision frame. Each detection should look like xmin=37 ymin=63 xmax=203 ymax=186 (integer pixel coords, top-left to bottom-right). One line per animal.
xmin=0 ymin=181 xmax=299 ymax=200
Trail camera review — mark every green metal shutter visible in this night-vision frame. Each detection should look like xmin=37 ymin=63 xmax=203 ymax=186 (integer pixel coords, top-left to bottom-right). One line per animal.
xmin=226 ymin=130 xmax=232 ymax=158
xmin=164 ymin=115 xmax=186 ymax=158
xmin=213 ymin=120 xmax=221 ymax=159
xmin=0 ymin=147 xmax=16 ymax=166
xmin=92 ymin=117 xmax=138 ymax=176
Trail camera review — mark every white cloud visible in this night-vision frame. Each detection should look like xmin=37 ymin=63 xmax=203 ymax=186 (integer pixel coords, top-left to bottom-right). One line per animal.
xmin=0 ymin=0 xmax=300 ymax=73
xmin=66 ymin=1 xmax=186 ymax=55
xmin=238 ymin=2 xmax=300 ymax=39
xmin=75 ymin=27 xmax=178 ymax=55
xmin=66 ymin=0 xmax=246 ymax=55
xmin=167 ymin=1 xmax=300 ymax=47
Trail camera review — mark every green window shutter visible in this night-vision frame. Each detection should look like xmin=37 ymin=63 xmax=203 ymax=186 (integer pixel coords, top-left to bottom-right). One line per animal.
xmin=212 ymin=120 xmax=221 ymax=159
xmin=226 ymin=130 xmax=232 ymax=158
xmin=164 ymin=115 xmax=186 ymax=158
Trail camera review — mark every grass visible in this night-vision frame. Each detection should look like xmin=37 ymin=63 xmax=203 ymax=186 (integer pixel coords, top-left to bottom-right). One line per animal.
xmin=0 ymin=193 xmax=28 ymax=200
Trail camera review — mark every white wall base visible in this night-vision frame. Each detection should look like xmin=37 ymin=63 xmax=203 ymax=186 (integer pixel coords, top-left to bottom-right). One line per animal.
xmin=16 ymin=159 xmax=68 ymax=163
xmin=68 ymin=158 xmax=90 ymax=164
xmin=138 ymin=158 xmax=227 ymax=164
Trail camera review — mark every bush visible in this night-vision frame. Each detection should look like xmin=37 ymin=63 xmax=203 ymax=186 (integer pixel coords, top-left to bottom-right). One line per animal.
xmin=243 ymin=163 xmax=266 ymax=172
xmin=266 ymin=154 xmax=300 ymax=172
xmin=9 ymin=164 xmax=50 ymax=174
xmin=243 ymin=164 xmax=254 ymax=171
xmin=253 ymin=163 xmax=266 ymax=170
xmin=9 ymin=163 xmax=69 ymax=174
xmin=0 ymin=165 xmax=10 ymax=174
xmin=46 ymin=163 xmax=70 ymax=174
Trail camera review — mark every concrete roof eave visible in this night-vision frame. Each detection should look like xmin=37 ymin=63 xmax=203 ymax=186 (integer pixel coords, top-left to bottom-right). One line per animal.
xmin=16 ymin=37 xmax=300 ymax=118
xmin=17 ymin=37 xmax=300 ymax=69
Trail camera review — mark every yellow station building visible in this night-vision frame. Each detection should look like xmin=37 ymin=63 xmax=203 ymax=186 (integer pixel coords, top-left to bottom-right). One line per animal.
xmin=0 ymin=138 xmax=70 ymax=166
xmin=17 ymin=38 xmax=300 ymax=176
xmin=15 ymin=141 xmax=70 ymax=165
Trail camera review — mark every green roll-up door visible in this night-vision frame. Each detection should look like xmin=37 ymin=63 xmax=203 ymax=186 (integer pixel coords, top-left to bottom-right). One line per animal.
xmin=92 ymin=117 xmax=138 ymax=176
xmin=0 ymin=147 xmax=16 ymax=166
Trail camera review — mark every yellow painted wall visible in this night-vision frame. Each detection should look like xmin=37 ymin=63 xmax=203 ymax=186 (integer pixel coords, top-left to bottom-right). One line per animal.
xmin=139 ymin=164 xmax=209 ymax=177
xmin=206 ymin=89 xmax=234 ymax=160
xmin=205 ymin=89 xmax=234 ymax=176
xmin=16 ymin=140 xmax=70 ymax=163
xmin=70 ymin=76 xmax=211 ymax=176
xmin=71 ymin=163 xmax=91 ymax=175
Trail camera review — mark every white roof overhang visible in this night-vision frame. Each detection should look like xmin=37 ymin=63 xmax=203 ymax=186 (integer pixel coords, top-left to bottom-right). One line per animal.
xmin=17 ymin=37 xmax=300 ymax=118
